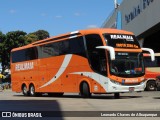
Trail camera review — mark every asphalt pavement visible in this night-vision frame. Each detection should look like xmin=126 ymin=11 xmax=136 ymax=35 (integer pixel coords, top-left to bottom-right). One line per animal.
xmin=0 ymin=90 xmax=160 ymax=120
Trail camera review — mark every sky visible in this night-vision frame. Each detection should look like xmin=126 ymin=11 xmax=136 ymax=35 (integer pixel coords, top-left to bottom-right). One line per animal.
xmin=0 ymin=0 xmax=122 ymax=37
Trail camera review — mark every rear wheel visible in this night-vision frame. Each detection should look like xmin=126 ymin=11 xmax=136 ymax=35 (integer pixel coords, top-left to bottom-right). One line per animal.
xmin=80 ymin=82 xmax=91 ymax=98
xmin=22 ymin=85 xmax=29 ymax=96
xmin=29 ymin=84 xmax=36 ymax=96
xmin=146 ymin=81 xmax=156 ymax=91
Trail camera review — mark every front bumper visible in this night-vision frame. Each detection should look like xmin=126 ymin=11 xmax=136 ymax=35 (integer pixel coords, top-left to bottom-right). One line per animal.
xmin=106 ymin=80 xmax=146 ymax=93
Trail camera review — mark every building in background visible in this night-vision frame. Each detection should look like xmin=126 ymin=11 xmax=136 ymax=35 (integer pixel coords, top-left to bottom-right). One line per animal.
xmin=102 ymin=0 xmax=160 ymax=52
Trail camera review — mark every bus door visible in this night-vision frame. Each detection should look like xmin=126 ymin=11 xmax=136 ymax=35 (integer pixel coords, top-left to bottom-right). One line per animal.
xmin=85 ymin=34 xmax=107 ymax=92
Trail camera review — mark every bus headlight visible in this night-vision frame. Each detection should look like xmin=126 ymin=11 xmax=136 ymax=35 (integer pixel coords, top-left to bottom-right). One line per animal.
xmin=140 ymin=80 xmax=145 ymax=85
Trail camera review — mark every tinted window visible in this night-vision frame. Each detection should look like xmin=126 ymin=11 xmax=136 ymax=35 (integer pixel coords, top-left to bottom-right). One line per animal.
xmin=39 ymin=36 xmax=86 ymax=58
xmin=68 ymin=37 xmax=86 ymax=57
xmin=12 ymin=36 xmax=86 ymax=63
xmin=85 ymin=34 xmax=107 ymax=76
xmin=12 ymin=47 xmax=38 ymax=63
xmin=144 ymin=56 xmax=160 ymax=67
xmin=38 ymin=42 xmax=60 ymax=58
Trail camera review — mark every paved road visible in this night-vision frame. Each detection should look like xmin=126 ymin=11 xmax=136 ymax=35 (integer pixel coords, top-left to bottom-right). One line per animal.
xmin=0 ymin=90 xmax=160 ymax=120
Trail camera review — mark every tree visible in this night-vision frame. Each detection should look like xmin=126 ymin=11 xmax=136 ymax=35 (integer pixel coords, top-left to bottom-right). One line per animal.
xmin=25 ymin=33 xmax=39 ymax=43
xmin=0 ymin=32 xmax=6 ymax=73
xmin=1 ymin=31 xmax=27 ymax=73
xmin=32 ymin=30 xmax=50 ymax=40
xmin=0 ymin=29 xmax=50 ymax=73
xmin=0 ymin=31 xmax=6 ymax=59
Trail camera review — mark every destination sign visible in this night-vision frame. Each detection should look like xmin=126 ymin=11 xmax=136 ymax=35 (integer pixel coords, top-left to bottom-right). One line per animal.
xmin=110 ymin=35 xmax=134 ymax=41
xmin=116 ymin=43 xmax=139 ymax=48
xmin=104 ymin=34 xmax=140 ymax=49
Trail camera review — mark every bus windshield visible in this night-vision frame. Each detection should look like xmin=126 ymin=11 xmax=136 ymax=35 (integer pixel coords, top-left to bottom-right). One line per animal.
xmin=110 ymin=52 xmax=145 ymax=77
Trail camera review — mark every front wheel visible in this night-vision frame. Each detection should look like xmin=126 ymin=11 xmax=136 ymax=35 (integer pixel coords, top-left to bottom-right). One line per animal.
xmin=80 ymin=82 xmax=91 ymax=98
xmin=146 ymin=81 xmax=157 ymax=91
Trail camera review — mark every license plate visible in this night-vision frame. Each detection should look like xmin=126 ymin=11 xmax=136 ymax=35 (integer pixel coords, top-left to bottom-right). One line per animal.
xmin=129 ymin=87 xmax=135 ymax=92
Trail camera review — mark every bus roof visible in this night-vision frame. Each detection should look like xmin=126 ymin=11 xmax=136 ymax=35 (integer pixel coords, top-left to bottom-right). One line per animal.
xmin=11 ymin=28 xmax=134 ymax=52
xmin=79 ymin=28 xmax=134 ymax=35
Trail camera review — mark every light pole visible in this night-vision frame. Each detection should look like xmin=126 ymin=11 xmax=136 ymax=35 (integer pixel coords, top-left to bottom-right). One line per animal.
xmin=114 ymin=0 xmax=119 ymax=9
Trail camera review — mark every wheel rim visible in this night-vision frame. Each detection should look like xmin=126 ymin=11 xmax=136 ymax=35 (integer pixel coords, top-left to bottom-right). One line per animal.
xmin=149 ymin=84 xmax=155 ymax=90
xmin=23 ymin=86 xmax=27 ymax=94
xmin=30 ymin=86 xmax=35 ymax=95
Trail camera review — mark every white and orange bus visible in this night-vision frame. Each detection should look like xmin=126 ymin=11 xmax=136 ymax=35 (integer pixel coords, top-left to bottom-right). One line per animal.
xmin=11 ymin=28 xmax=155 ymax=98
xmin=143 ymin=53 xmax=160 ymax=91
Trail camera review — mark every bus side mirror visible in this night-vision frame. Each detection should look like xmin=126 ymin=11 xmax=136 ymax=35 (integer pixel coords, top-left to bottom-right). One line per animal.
xmin=96 ymin=46 xmax=115 ymax=60
xmin=142 ymin=48 xmax=155 ymax=61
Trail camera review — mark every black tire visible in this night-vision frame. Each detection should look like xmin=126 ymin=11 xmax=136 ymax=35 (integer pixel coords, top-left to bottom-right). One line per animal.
xmin=81 ymin=82 xmax=91 ymax=98
xmin=22 ymin=85 xmax=29 ymax=96
xmin=114 ymin=93 xmax=120 ymax=99
xmin=48 ymin=93 xmax=64 ymax=97
xmin=157 ymin=87 xmax=160 ymax=91
xmin=146 ymin=81 xmax=156 ymax=91
xmin=29 ymin=84 xmax=36 ymax=96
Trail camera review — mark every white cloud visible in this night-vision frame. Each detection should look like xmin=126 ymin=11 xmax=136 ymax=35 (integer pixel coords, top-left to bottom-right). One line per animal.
xmin=87 ymin=25 xmax=98 ymax=28
xmin=9 ymin=9 xmax=16 ymax=14
xmin=55 ymin=15 xmax=63 ymax=18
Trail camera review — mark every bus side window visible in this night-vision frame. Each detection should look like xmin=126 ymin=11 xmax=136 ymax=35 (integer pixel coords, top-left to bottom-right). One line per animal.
xmin=12 ymin=47 xmax=38 ymax=63
xmin=157 ymin=56 xmax=160 ymax=67
xmin=144 ymin=57 xmax=158 ymax=67
xmin=85 ymin=34 xmax=107 ymax=76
